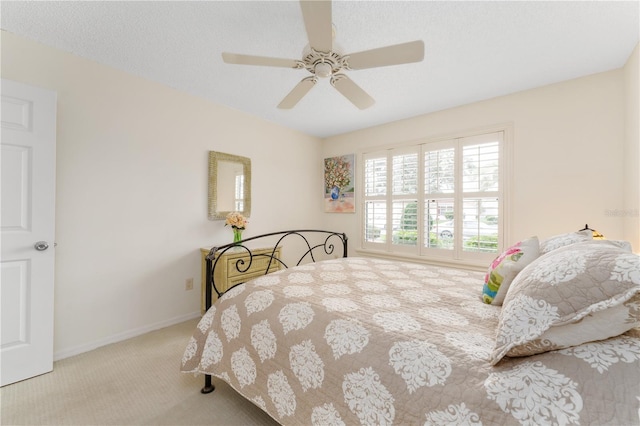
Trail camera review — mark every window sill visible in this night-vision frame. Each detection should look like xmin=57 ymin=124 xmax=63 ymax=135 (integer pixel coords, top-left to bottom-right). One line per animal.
xmin=353 ymin=248 xmax=488 ymax=272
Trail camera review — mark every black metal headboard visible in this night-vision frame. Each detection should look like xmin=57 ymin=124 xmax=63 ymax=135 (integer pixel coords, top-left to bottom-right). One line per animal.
xmin=203 ymin=229 xmax=348 ymax=312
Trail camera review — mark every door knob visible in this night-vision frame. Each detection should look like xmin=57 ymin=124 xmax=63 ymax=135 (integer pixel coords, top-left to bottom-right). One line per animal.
xmin=34 ymin=241 xmax=49 ymax=251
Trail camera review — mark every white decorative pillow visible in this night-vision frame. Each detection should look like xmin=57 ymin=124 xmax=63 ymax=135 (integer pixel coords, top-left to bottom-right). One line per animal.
xmin=539 ymin=229 xmax=592 ymax=254
xmin=490 ymin=240 xmax=640 ymax=365
xmin=482 ymin=236 xmax=539 ymax=305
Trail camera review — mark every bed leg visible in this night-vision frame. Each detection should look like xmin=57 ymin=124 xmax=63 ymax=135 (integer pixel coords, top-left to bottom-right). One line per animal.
xmin=201 ymin=374 xmax=215 ymax=394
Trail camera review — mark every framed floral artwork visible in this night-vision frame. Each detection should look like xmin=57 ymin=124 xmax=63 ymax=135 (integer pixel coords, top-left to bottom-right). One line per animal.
xmin=324 ymin=154 xmax=355 ymax=213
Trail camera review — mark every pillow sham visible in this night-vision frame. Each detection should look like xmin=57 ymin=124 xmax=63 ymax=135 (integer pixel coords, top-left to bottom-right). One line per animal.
xmin=482 ymin=236 xmax=539 ymax=305
xmin=539 ymin=229 xmax=592 ymax=254
xmin=490 ymin=240 xmax=640 ymax=365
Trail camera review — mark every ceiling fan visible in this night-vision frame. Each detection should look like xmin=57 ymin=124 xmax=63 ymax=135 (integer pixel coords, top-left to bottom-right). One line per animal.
xmin=221 ymin=0 xmax=425 ymax=110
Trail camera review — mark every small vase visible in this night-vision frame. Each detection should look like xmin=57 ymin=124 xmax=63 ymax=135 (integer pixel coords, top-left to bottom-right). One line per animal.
xmin=232 ymin=227 xmax=243 ymax=244
xmin=330 ymin=186 xmax=340 ymax=200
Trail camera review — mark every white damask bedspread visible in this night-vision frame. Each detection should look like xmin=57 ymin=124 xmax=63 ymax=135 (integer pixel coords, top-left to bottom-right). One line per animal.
xmin=181 ymin=257 xmax=640 ymax=425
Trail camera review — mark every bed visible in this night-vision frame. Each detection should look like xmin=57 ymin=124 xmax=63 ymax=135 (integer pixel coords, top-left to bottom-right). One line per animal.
xmin=181 ymin=229 xmax=640 ymax=425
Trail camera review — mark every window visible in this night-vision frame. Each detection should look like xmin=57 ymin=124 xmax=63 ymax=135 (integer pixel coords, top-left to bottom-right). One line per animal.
xmin=362 ymin=131 xmax=505 ymax=265
xmin=234 ymin=173 xmax=244 ymax=211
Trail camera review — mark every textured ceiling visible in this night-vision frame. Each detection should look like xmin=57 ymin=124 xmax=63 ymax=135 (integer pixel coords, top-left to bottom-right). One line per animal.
xmin=1 ymin=1 xmax=638 ymax=138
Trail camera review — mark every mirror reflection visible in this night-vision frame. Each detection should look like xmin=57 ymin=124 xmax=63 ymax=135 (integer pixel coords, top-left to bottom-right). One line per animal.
xmin=208 ymin=151 xmax=251 ymax=220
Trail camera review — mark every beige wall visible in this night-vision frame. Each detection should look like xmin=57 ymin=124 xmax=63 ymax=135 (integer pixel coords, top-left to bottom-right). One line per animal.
xmin=323 ymin=52 xmax=638 ymax=251
xmin=623 ymin=44 xmax=640 ymax=251
xmin=1 ymin=32 xmax=323 ymax=358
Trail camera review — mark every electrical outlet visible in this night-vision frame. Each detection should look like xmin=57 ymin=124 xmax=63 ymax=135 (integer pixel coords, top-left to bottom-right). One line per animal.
xmin=185 ymin=278 xmax=194 ymax=291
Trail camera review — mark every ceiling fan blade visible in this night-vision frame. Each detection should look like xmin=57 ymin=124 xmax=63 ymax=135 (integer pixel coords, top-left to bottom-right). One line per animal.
xmin=278 ymin=77 xmax=317 ymax=109
xmin=331 ymin=74 xmax=375 ymax=110
xmin=300 ymin=0 xmax=332 ymax=52
xmin=345 ymin=40 xmax=425 ymax=70
xmin=222 ymin=52 xmax=300 ymax=68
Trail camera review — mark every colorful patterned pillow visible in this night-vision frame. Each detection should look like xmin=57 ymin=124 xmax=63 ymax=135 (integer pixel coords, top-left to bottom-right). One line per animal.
xmin=539 ymin=229 xmax=592 ymax=254
xmin=482 ymin=236 xmax=539 ymax=305
xmin=490 ymin=240 xmax=640 ymax=365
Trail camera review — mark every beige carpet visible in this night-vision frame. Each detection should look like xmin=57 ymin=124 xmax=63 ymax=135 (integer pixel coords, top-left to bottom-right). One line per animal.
xmin=1 ymin=319 xmax=279 ymax=426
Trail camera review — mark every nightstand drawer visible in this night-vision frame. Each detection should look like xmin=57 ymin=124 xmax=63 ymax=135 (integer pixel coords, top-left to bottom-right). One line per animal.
xmin=200 ymin=246 xmax=281 ymax=314
xmin=226 ymin=255 xmax=280 ymax=280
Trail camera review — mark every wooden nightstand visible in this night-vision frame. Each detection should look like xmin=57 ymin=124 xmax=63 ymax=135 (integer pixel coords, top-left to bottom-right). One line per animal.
xmin=199 ymin=247 xmax=281 ymax=314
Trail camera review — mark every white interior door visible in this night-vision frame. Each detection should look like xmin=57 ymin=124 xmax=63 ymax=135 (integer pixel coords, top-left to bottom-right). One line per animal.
xmin=1 ymin=79 xmax=57 ymax=386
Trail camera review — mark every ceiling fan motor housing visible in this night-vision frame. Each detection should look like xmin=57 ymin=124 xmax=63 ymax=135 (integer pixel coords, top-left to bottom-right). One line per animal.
xmin=302 ymin=47 xmax=347 ymax=78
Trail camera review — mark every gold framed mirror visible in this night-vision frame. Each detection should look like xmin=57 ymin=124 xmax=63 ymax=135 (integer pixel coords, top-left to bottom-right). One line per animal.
xmin=208 ymin=151 xmax=251 ymax=220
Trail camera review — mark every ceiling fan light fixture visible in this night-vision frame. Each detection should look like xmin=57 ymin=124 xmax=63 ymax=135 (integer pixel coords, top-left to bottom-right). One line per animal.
xmin=315 ymin=62 xmax=333 ymax=78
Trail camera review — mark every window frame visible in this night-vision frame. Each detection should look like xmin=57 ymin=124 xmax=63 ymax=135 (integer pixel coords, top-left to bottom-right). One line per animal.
xmin=357 ymin=125 xmax=512 ymax=269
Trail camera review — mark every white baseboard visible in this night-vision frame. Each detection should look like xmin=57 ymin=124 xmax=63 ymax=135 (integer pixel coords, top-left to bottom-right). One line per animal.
xmin=53 ymin=311 xmax=201 ymax=361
